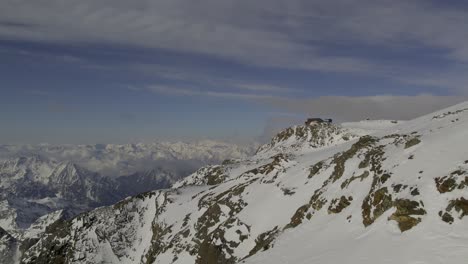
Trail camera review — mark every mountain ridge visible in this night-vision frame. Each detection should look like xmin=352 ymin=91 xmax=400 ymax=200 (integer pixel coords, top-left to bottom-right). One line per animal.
xmin=9 ymin=102 xmax=468 ymax=263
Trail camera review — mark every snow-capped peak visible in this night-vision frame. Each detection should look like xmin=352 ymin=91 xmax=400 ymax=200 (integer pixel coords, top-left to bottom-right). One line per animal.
xmin=48 ymin=162 xmax=87 ymax=185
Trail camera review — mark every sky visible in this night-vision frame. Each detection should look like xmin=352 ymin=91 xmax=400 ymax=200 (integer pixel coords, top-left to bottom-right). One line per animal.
xmin=1 ymin=0 xmax=468 ymax=144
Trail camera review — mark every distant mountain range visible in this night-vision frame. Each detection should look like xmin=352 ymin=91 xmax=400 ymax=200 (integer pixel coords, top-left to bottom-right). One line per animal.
xmin=0 ymin=156 xmax=178 ymax=231
xmin=0 ymin=140 xmax=256 ymax=263
xmin=0 ymin=140 xmax=257 ymax=177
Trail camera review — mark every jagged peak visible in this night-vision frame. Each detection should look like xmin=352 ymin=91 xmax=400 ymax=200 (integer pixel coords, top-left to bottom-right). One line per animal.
xmin=48 ymin=162 xmax=90 ymax=184
xmin=56 ymin=161 xmax=80 ymax=173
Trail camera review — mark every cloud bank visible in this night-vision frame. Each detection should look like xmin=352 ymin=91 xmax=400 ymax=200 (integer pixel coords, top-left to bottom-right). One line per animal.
xmin=2 ymin=0 xmax=468 ymax=88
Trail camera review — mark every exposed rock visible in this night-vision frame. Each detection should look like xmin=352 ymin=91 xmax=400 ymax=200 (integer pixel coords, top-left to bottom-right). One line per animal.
xmin=446 ymin=198 xmax=468 ymax=219
xmin=362 ymin=187 xmax=393 ymax=227
xmin=246 ymin=227 xmax=279 ymax=258
xmin=404 ymin=137 xmax=421 ymax=149
xmin=330 ymin=136 xmax=378 ymax=183
xmin=389 ymin=199 xmax=426 ymax=232
xmin=435 ymin=170 xmax=468 ymax=193
xmin=341 ymin=171 xmax=369 ymax=189
xmin=328 ymin=196 xmax=353 ymax=214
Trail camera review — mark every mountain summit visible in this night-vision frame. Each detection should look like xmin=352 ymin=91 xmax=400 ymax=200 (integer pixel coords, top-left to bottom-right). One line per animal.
xmin=15 ymin=102 xmax=468 ymax=263
xmin=256 ymin=119 xmax=358 ymax=155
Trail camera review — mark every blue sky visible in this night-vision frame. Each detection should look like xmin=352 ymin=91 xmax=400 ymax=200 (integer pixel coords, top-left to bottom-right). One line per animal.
xmin=1 ymin=0 xmax=468 ymax=144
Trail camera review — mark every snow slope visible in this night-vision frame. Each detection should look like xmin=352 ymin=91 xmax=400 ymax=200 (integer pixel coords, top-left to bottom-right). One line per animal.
xmin=341 ymin=119 xmax=404 ymax=135
xmin=245 ymin=105 xmax=468 ymax=264
xmin=17 ymin=102 xmax=468 ymax=263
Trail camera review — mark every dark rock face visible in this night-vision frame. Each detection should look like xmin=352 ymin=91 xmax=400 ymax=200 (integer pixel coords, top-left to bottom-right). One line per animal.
xmin=20 ymin=219 xmax=72 ymax=264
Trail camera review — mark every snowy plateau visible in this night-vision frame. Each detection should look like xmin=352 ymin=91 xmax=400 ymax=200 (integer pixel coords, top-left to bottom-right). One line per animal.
xmin=3 ymin=102 xmax=468 ymax=263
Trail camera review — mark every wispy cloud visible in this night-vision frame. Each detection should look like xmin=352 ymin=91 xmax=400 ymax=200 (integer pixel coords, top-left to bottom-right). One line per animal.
xmin=2 ymin=0 xmax=468 ymax=111
xmin=128 ymin=65 xmax=303 ymax=98
xmin=2 ymin=45 xmax=87 ymax=64
xmin=147 ymin=84 xmax=278 ymax=100
xmin=125 ymin=85 xmax=143 ymax=92
xmin=2 ymin=0 xmax=468 ymax=77
xmin=236 ymin=83 xmax=297 ymax=93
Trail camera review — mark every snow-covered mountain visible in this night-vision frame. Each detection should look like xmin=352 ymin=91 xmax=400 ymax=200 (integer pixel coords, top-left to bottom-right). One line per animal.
xmin=0 ymin=156 xmax=132 ymax=233
xmin=0 ymin=140 xmax=255 ymax=262
xmin=8 ymin=102 xmax=468 ymax=263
